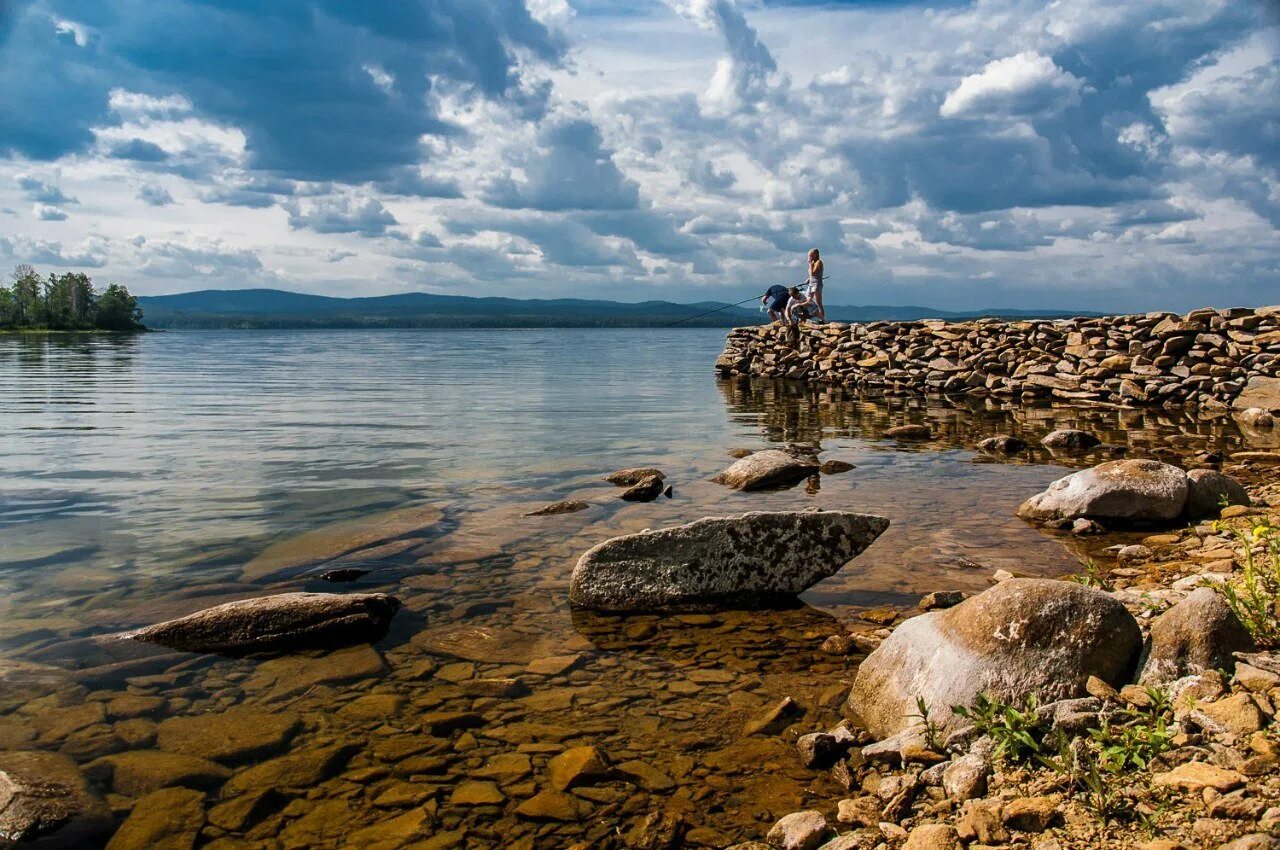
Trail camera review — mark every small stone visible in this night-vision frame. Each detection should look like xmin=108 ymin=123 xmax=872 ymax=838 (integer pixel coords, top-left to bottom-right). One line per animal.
xmin=1002 ymin=796 xmax=1058 ymax=832
xmin=449 ymin=781 xmax=504 ymax=806
xmin=885 ymin=424 xmax=932 ymax=440
xmin=547 ymin=746 xmax=610 ymax=791
xmin=919 ymin=591 xmax=966 ymax=611
xmin=1118 ymin=544 xmax=1153 ymax=562
xmin=1234 ymin=663 xmax=1280 ymax=692
xmin=526 ymin=653 xmax=585 ymax=676
xmin=1153 ymin=762 xmax=1245 ymax=792
xmin=820 ymin=460 xmax=856 ymax=475
xmin=1208 ymin=790 xmax=1265 ymax=820
xmin=820 ymin=634 xmax=854 ymax=655
xmin=515 ymin=788 xmax=584 ymax=821
xmin=1041 ymin=429 xmax=1101 ymax=451
xmin=620 ymin=475 xmax=665 ymax=503
xmin=766 ymin=810 xmax=830 ymax=850
xmin=903 ymin=824 xmax=960 ymax=850
xmin=1085 ymin=675 xmax=1119 ymax=701
xmin=743 ymin=696 xmax=799 ymax=736
xmin=956 ymin=798 xmax=1008 ymax=845
xmin=1072 ymin=518 xmax=1105 ymax=535
xmin=1199 ymin=694 xmax=1266 ymax=737
xmin=104 ymin=787 xmax=205 ymax=850
xmin=606 ymin=468 xmax=665 ymax=486
xmin=942 ymin=753 xmax=989 ymax=801
xmin=796 ymin=732 xmax=853 ymax=770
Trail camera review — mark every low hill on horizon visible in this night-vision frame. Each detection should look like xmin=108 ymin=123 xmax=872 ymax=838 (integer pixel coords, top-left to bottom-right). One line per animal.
xmin=137 ymin=288 xmax=1101 ymax=329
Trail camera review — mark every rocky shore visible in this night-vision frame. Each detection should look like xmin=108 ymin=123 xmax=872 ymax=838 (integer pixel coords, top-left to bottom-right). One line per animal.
xmin=739 ymin=447 xmax=1280 ymax=850
xmin=715 ymin=308 xmax=1280 ymax=414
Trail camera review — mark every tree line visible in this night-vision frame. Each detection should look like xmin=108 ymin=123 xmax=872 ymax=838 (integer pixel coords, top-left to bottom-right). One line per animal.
xmin=0 ymin=265 xmax=145 ymax=331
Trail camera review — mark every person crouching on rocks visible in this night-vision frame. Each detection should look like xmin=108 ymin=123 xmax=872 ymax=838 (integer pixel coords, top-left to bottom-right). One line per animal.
xmin=785 ymin=285 xmax=814 ymax=325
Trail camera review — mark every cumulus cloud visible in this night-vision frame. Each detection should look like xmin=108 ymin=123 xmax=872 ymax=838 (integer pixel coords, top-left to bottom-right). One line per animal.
xmin=284 ymin=196 xmax=398 ymax=236
xmin=483 ymin=116 xmax=640 ymax=211
xmin=17 ymin=175 xmax=76 ymax=205
xmin=940 ymin=52 xmax=1085 ymax=118
xmin=137 ymin=184 xmax=174 ymax=206
xmin=34 ymin=204 xmax=68 ymax=221
xmin=0 ymin=235 xmax=109 ymax=267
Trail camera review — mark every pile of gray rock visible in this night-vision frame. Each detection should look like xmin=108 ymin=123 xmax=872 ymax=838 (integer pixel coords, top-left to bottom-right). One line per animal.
xmin=715 ymin=307 xmax=1280 ymax=413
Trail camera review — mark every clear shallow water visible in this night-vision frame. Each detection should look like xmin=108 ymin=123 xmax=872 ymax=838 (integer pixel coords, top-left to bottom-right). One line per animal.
xmin=0 ymin=329 xmax=1260 ymax=849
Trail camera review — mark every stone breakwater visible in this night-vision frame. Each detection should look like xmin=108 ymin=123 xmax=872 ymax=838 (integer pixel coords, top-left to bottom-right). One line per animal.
xmin=715 ymin=306 xmax=1280 ymax=412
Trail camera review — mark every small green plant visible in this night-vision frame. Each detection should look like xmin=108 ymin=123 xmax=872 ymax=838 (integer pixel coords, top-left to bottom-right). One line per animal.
xmin=909 ymin=696 xmax=944 ymax=751
xmin=1068 ymin=559 xmax=1106 ymax=589
xmin=953 ymin=692 xmax=1048 ymax=762
xmin=1214 ymin=520 xmax=1280 ymax=647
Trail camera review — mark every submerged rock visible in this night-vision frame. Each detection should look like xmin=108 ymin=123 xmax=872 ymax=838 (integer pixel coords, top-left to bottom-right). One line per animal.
xmin=525 ymin=500 xmax=590 ymax=516
xmin=124 ymin=592 xmax=400 ymax=655
xmin=620 ymin=475 xmax=665 ymax=503
xmin=606 ymin=468 xmax=665 ymax=486
xmin=712 ymin=450 xmax=820 ymax=491
xmin=977 ymin=435 xmax=1027 ymax=455
xmin=0 ymin=751 xmax=111 ymax=849
xmin=1040 ymin=429 xmax=1101 ymax=452
xmin=847 ymin=578 xmax=1142 ymax=740
xmin=884 ymin=424 xmax=932 ymax=440
xmin=819 ymin=460 xmax=856 ymax=475
xmin=569 ymin=510 xmax=889 ymax=612
xmin=1016 ymin=459 xmax=1190 ymax=524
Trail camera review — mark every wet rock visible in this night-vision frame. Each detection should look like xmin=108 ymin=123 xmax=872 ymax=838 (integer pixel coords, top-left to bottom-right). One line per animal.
xmin=847 ymin=578 xmax=1141 ymax=739
xmin=796 ymin=729 xmax=855 ymax=770
xmin=449 ymin=780 xmax=504 ymax=806
xmin=1185 ymin=469 xmax=1251 ymax=519
xmin=1233 ymin=376 xmax=1280 ymax=413
xmin=885 ymin=424 xmax=931 ymax=440
xmin=242 ymin=502 xmax=443 ymax=579
xmin=727 ymin=448 xmax=755 ymax=459
xmin=104 ymin=787 xmax=205 ymax=850
xmin=743 ymin=696 xmax=800 ymax=736
xmin=125 ymin=592 xmax=401 ymax=655
xmin=820 ymin=634 xmax=854 ymax=655
xmin=242 ymin=643 xmax=386 ymax=697
xmin=1072 ymin=518 xmax=1105 ymax=536
xmin=85 ymin=751 xmax=229 ymax=796
xmin=0 ymin=751 xmax=111 ymax=848
xmin=346 ymin=808 xmax=430 ymax=850
xmin=548 ymin=746 xmax=610 ymax=791
xmin=525 ymin=500 xmax=589 ymax=517
xmin=515 ymin=788 xmax=585 ymax=821
xmin=221 ymin=744 xmax=356 ymax=795
xmin=820 ymin=460 xmax=856 ymax=474
xmin=903 ymin=824 xmax=960 ymax=850
xmin=712 ymin=450 xmax=820 ymax=491
xmin=1140 ymin=588 xmax=1255 ymax=684
xmin=206 ymin=788 xmax=284 ymax=832
xmin=1016 ymin=459 xmax=1189 ymax=524
xmin=156 ymin=707 xmax=300 ymax=763
xmin=606 ymin=468 xmax=666 ymax=486
xmin=766 ymin=810 xmax=830 ymax=850
xmin=316 ymin=567 xmax=369 ymax=582
xmin=620 ymin=475 xmax=665 ymax=503
xmin=570 ymin=510 xmax=889 ymax=612
xmin=1118 ymin=544 xmax=1153 ymax=562
xmin=614 ymin=760 xmax=675 ymax=792
xmin=977 ymin=435 xmax=1027 ymax=455
xmin=1041 ymin=429 xmax=1101 ymax=451
xmin=623 ymin=811 xmax=686 ymax=850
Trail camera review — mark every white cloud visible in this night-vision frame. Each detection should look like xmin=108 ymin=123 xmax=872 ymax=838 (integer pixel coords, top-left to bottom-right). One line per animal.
xmin=940 ymin=51 xmax=1084 ymax=118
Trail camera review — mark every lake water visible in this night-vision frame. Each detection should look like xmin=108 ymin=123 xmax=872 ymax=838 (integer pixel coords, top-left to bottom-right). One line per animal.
xmin=0 ymin=329 xmax=1257 ymax=849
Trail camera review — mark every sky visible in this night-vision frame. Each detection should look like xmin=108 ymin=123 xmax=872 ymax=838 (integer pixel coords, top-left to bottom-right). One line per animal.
xmin=1 ymin=0 xmax=1278 ymax=311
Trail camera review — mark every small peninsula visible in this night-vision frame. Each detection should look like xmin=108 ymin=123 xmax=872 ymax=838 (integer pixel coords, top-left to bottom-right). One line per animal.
xmin=0 ymin=264 xmax=146 ymax=333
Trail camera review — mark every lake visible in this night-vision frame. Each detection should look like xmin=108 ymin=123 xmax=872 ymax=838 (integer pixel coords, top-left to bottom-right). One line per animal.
xmin=0 ymin=329 xmax=1255 ymax=849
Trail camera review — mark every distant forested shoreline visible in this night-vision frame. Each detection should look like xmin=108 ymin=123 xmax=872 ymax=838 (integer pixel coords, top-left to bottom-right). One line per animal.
xmin=0 ymin=265 xmax=145 ymax=332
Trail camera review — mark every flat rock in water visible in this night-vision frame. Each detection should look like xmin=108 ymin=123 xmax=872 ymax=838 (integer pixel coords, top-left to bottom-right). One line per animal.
xmin=1016 ymin=459 xmax=1189 ymax=524
xmin=977 ymin=435 xmax=1027 ymax=455
xmin=569 ymin=510 xmax=889 ymax=612
xmin=819 ymin=460 xmax=855 ymax=474
xmin=412 ymin=624 xmax=558 ymax=665
xmin=157 ymin=707 xmax=301 ymax=763
xmin=606 ymin=468 xmax=665 ymax=486
xmin=620 ymin=475 xmax=665 ymax=502
xmin=124 ymin=592 xmax=401 ymax=655
xmin=847 ymin=578 xmax=1142 ymax=740
xmin=884 ymin=424 xmax=932 ymax=440
xmin=0 ymin=751 xmax=112 ymax=848
xmin=1040 ymin=429 xmax=1101 ymax=451
xmin=525 ymin=500 xmax=589 ymax=516
xmin=712 ymin=450 xmax=820 ymax=491
xmin=241 ymin=503 xmax=443 ymax=580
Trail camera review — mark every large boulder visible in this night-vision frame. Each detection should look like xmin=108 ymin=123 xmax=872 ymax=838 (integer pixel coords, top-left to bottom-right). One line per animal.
xmin=569 ymin=510 xmax=889 ymax=612
xmin=1016 ymin=459 xmax=1189 ymax=524
xmin=712 ymin=450 xmax=819 ymax=491
xmin=1139 ymin=588 xmax=1256 ymax=685
xmin=124 ymin=592 xmax=401 ymax=655
xmin=1233 ymin=376 xmax=1280 ymax=413
xmin=1185 ymin=469 xmax=1250 ymax=519
xmin=847 ymin=579 xmax=1142 ymax=740
xmin=0 ymin=750 xmax=112 ymax=848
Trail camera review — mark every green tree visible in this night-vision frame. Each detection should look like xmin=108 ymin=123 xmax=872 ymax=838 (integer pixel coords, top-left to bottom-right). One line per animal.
xmin=10 ymin=264 xmax=44 ymax=327
xmin=0 ymin=285 xmax=15 ymax=328
xmin=94 ymin=283 xmax=144 ymax=331
xmin=44 ymin=272 xmax=97 ymax=329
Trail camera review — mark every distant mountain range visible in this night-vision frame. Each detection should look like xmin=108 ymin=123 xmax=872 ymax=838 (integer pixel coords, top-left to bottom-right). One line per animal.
xmin=136 ymin=288 xmax=1101 ymax=329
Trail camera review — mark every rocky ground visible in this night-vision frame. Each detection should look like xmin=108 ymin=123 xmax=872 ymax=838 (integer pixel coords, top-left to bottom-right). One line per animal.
xmin=744 ymin=450 xmax=1280 ymax=850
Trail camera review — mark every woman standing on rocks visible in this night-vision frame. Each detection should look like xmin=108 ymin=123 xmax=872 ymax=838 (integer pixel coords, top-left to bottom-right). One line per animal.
xmin=806 ymin=248 xmax=826 ymax=322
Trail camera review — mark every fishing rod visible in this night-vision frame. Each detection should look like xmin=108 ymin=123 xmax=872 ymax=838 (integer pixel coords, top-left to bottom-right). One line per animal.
xmin=665 ymin=278 xmax=834 ymax=328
